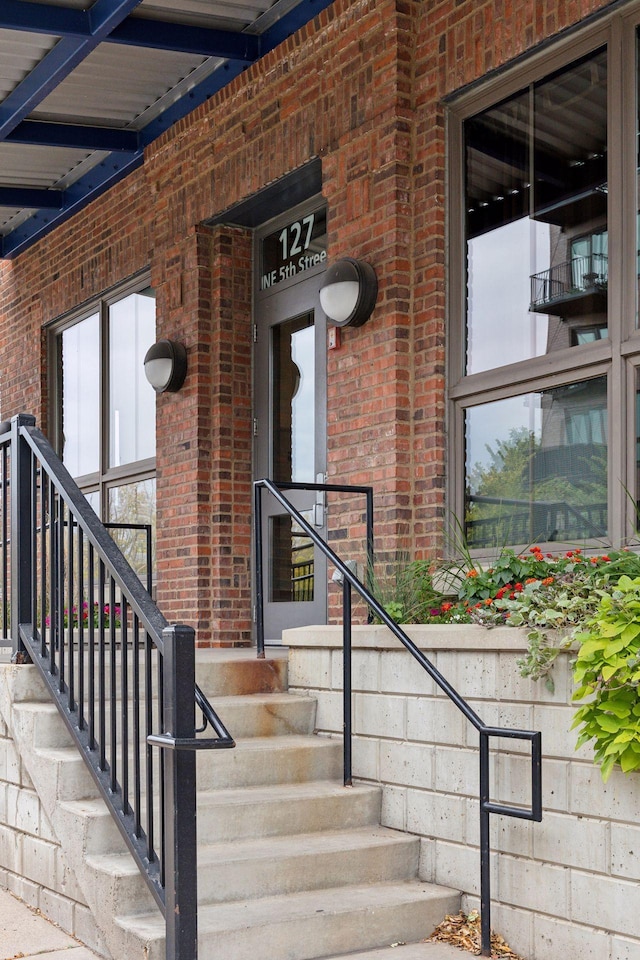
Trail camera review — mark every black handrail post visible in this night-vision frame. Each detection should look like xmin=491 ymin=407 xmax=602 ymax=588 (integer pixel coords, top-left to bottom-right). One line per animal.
xmin=343 ymin=579 xmax=352 ymax=786
xmin=479 ymin=731 xmax=491 ymax=957
xmin=10 ymin=414 xmax=36 ymax=661
xmin=254 ymin=482 xmax=265 ymax=658
xmin=162 ymin=623 xmax=199 ymax=960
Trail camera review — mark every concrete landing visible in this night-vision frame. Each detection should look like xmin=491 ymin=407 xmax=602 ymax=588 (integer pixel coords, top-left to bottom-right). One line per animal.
xmin=322 ymin=942 xmax=469 ymax=960
xmin=0 ymin=888 xmax=104 ymax=960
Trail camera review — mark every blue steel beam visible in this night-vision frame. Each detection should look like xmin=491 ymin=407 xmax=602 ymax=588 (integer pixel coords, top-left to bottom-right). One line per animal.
xmin=0 ymin=188 xmax=62 ymax=209
xmin=7 ymin=120 xmax=140 ymax=152
xmin=0 ymin=0 xmax=144 ymax=140
xmin=0 ymin=3 xmax=260 ymax=62
xmin=109 ymin=19 xmax=260 ymax=62
xmin=1 ymin=150 xmax=142 ymax=258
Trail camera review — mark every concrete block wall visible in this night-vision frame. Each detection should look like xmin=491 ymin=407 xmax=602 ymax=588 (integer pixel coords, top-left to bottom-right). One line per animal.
xmin=285 ymin=624 xmax=640 ymax=960
xmin=0 ymin=673 xmax=108 ymax=956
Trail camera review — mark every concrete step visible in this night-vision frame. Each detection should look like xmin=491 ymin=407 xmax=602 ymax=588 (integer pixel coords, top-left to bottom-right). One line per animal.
xmin=196 ymin=734 xmax=343 ymax=789
xmin=196 ymin=651 xmax=287 ymax=696
xmin=116 ymin=881 xmax=460 ymax=960
xmin=207 ymin=692 xmax=316 ymax=738
xmin=196 ymin=780 xmax=382 ymax=843
xmin=197 ymin=826 xmax=420 ymax=902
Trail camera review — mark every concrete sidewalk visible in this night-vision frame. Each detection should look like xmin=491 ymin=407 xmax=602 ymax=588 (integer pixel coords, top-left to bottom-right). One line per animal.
xmin=0 ymin=888 xmax=103 ymax=960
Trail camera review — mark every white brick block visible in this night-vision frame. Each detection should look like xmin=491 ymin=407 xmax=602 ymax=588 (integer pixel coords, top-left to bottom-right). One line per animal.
xmin=435 ymin=651 xmax=497 ymax=701
xmin=380 ymin=739 xmax=433 ymax=790
xmin=21 ymin=834 xmax=58 ymax=889
xmin=6 ymin=872 xmax=39 ymax=908
xmin=418 ymin=837 xmax=435 ymax=881
xmin=533 ymin=811 xmax=608 ymax=872
xmin=612 ymin=933 xmax=640 ymax=959
xmin=331 ymin=649 xmax=379 ymax=691
xmin=534 ymin=913 xmax=611 ymax=960
xmin=542 ymin=757 xmax=569 ymax=812
xmin=490 ymin=902 xmax=534 ymax=960
xmin=533 ymin=704 xmax=590 ymax=761
xmin=498 ymin=854 xmax=568 ymax=916
xmin=494 ymin=752 xmax=538 ymax=810
xmin=379 ymin=650 xmax=436 ymax=697
xmin=73 ymin=902 xmax=113 ymax=958
xmin=406 ymin=787 xmax=467 ymax=843
xmin=611 ymin=822 xmax=640 ymax=880
xmin=431 ymin=838 xmax=497 ymax=896
xmin=465 ymin=798 xmax=533 ymax=857
xmin=6 ymin=784 xmax=40 ymax=836
xmin=0 ymin=824 xmax=21 ymax=873
xmin=380 ymin=784 xmax=407 ymax=831
xmin=354 ymin=692 xmax=405 ymax=739
xmin=498 ymin=652 xmax=570 ymax=703
xmin=467 ymin=701 xmax=535 ymax=751
xmin=287 ymin=649 xmax=332 ymax=690
xmin=433 ymin=745 xmax=481 ymax=797
xmin=570 ymin=762 xmax=640 ymax=822
xmin=352 ymin=734 xmax=379 ymax=780
xmin=39 ymin=886 xmax=74 ymax=934
xmin=571 ymin=870 xmax=640 ymax=937
xmin=406 ymin=695 xmax=466 ymax=747
xmin=0 ymin=739 xmax=20 ymax=785
xmin=312 ymin=689 xmax=342 ymax=734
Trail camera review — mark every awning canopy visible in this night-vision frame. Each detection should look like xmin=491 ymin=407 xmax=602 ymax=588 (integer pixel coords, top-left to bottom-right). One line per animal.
xmin=0 ymin=0 xmax=332 ymax=258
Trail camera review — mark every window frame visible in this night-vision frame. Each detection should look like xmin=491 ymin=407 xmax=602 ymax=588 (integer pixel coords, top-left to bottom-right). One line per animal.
xmin=47 ymin=271 xmax=156 ymax=525
xmin=446 ymin=8 xmax=640 ymax=552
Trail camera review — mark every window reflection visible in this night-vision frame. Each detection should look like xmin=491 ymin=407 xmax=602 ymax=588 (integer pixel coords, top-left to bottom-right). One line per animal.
xmin=60 ymin=314 xmax=100 ymax=477
xmin=109 ymin=290 xmax=156 ymax=467
xmin=465 ymin=377 xmax=607 ymax=547
xmin=465 ymin=49 xmax=608 ymax=375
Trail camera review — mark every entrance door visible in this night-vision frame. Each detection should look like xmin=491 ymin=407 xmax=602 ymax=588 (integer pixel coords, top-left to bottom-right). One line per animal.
xmin=254 ymin=218 xmax=327 ymax=641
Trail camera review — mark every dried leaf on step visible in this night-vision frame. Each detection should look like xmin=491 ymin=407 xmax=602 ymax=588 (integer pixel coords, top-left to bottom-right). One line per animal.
xmin=426 ymin=911 xmax=527 ymax=959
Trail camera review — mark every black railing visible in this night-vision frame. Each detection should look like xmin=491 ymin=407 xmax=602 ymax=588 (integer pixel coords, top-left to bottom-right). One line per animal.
xmin=466 ymin=493 xmax=607 ymax=547
xmin=254 ymin=478 xmax=542 ymax=958
xmin=530 ymin=252 xmax=607 ymax=309
xmin=2 ymin=415 xmax=235 ymax=960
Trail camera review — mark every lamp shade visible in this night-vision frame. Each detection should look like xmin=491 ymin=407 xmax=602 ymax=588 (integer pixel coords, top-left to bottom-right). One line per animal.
xmin=319 ymin=258 xmax=378 ymax=327
xmin=143 ymin=339 xmax=187 ymax=393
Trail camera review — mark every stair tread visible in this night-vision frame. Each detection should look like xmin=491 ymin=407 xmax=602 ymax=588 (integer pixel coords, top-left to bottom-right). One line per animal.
xmin=198 ymin=779 xmax=377 ymax=806
xmin=89 ymin=825 xmax=416 ymax=872
xmin=118 ymin=879 xmax=459 ymax=934
xmin=320 ymin=943 xmax=468 ymax=960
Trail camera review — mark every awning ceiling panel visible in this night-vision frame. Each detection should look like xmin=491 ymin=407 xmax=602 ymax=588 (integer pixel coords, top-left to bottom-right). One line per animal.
xmin=0 ymin=0 xmax=334 ymax=258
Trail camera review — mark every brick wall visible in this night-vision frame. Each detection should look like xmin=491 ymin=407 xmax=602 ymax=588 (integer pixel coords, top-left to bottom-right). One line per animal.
xmin=0 ymin=0 xmax=616 ymax=639
xmin=286 ymin=624 xmax=640 ymax=960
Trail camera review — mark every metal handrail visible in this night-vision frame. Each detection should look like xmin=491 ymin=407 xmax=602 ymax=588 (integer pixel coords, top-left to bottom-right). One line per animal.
xmin=254 ymin=478 xmax=542 ymax=958
xmin=2 ymin=415 xmax=234 ymax=960
xmin=254 ymin=479 xmax=375 ymax=654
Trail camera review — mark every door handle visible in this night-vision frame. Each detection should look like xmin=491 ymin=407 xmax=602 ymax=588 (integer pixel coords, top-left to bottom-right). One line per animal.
xmin=314 ymin=473 xmax=325 ymax=527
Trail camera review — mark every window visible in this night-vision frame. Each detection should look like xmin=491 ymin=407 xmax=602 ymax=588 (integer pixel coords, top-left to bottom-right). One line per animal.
xmin=51 ymin=280 xmax=157 ymax=579
xmin=449 ymin=12 xmax=640 ymax=551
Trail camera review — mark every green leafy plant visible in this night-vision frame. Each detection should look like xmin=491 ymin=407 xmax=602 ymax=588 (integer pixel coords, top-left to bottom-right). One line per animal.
xmin=571 ymin=575 xmax=640 ymax=781
xmin=369 ymin=557 xmax=471 ymax=625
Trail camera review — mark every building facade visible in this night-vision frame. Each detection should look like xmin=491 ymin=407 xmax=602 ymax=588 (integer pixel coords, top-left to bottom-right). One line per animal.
xmin=0 ymin=0 xmax=634 ymax=645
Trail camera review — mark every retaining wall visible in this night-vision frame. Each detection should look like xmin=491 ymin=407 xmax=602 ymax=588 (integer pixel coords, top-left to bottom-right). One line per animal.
xmin=285 ymin=624 xmax=640 ymax=960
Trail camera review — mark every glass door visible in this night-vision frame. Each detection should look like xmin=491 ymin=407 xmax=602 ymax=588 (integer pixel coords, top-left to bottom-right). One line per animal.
xmin=254 ymin=269 xmax=327 ymax=641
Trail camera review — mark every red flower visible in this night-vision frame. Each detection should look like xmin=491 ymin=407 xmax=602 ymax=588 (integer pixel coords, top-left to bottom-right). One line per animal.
xmin=441 ymin=602 xmax=452 ymax=612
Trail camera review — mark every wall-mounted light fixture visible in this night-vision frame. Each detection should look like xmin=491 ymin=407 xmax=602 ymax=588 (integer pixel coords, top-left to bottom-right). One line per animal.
xmin=319 ymin=258 xmax=378 ymax=327
xmin=143 ymin=339 xmax=187 ymax=393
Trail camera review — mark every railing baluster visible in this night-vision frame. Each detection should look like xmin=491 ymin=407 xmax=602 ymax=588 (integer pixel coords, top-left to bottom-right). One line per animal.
xmin=67 ymin=505 xmax=75 ymax=708
xmin=133 ymin=613 xmax=141 ymax=837
xmin=39 ymin=467 xmax=47 ymax=658
xmin=98 ymin=559 xmax=106 ymax=771
xmin=49 ymin=480 xmax=56 ymax=669
xmin=121 ymin=596 xmax=129 ymax=813
xmin=88 ymin=543 xmax=95 ymax=749
xmin=343 ymin=579 xmax=352 ymax=787
xmin=57 ymin=498 xmax=65 ymax=688
xmin=145 ymin=629 xmax=154 ymax=862
xmin=109 ymin=575 xmax=117 ymax=794
xmin=78 ymin=527 xmax=85 ymax=730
